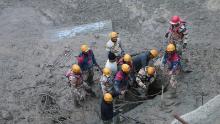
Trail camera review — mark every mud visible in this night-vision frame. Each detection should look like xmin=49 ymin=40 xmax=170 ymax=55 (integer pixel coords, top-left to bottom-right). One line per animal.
xmin=0 ymin=0 xmax=220 ymax=124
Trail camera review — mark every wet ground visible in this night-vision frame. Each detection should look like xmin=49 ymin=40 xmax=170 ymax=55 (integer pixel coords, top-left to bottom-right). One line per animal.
xmin=0 ymin=0 xmax=220 ymax=124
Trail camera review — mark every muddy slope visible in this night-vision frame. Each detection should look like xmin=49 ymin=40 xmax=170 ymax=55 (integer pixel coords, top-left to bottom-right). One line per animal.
xmin=0 ymin=0 xmax=220 ymax=124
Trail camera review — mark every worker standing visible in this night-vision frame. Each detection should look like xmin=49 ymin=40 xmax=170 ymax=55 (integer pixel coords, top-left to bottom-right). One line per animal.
xmin=105 ymin=52 xmax=118 ymax=77
xmin=101 ymin=93 xmax=114 ymax=124
xmin=65 ymin=64 xmax=93 ymax=106
xmin=136 ymin=66 xmax=157 ymax=96
xmin=100 ymin=68 xmax=114 ymax=95
xmin=165 ymin=15 xmax=189 ymax=55
xmin=132 ymin=49 xmax=159 ymax=72
xmin=162 ymin=44 xmax=181 ymax=97
xmin=77 ymin=44 xmax=100 ymax=85
xmin=113 ymin=64 xmax=130 ymax=97
xmin=118 ymin=54 xmax=135 ymax=86
xmin=106 ymin=32 xmax=124 ymax=59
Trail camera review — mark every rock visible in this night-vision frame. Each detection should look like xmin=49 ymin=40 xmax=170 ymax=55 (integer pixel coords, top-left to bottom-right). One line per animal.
xmin=43 ymin=44 xmax=49 ymax=49
xmin=165 ymin=100 xmax=175 ymax=106
xmin=164 ymin=108 xmax=173 ymax=113
xmin=1 ymin=110 xmax=13 ymax=120
xmin=35 ymin=64 xmax=41 ymax=68
xmin=36 ymin=79 xmax=47 ymax=85
xmin=155 ymin=17 xmax=166 ymax=23
xmin=35 ymin=72 xmax=41 ymax=77
xmin=46 ymin=73 xmax=53 ymax=79
xmin=32 ymin=50 xmax=42 ymax=56
xmin=9 ymin=74 xmax=23 ymax=81
xmin=59 ymin=64 xmax=65 ymax=68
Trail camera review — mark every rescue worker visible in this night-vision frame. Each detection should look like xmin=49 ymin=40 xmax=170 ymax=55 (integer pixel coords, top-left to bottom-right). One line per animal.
xmin=165 ymin=15 xmax=189 ymax=55
xmin=101 ymin=93 xmax=114 ymax=124
xmin=118 ymin=54 xmax=133 ymax=70
xmin=77 ymin=44 xmax=100 ymax=85
xmin=118 ymin=54 xmax=135 ymax=86
xmin=105 ymin=52 xmax=117 ymax=77
xmin=114 ymin=64 xmax=130 ymax=97
xmin=132 ymin=49 xmax=159 ymax=73
xmin=65 ymin=64 xmax=93 ymax=106
xmin=136 ymin=66 xmax=156 ymax=96
xmin=106 ymin=32 xmax=124 ymax=59
xmin=100 ymin=68 xmax=114 ymax=95
xmin=162 ymin=44 xmax=181 ymax=89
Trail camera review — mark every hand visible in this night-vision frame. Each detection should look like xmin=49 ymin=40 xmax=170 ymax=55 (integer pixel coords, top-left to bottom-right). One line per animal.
xmin=120 ymin=90 xmax=126 ymax=95
xmin=168 ymin=71 xmax=173 ymax=75
xmin=183 ymin=43 xmax=187 ymax=49
xmin=165 ymin=32 xmax=169 ymax=38
xmin=142 ymin=85 xmax=147 ymax=89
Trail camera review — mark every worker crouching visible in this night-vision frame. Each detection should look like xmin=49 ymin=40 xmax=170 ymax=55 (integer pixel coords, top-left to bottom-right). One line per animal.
xmin=136 ymin=66 xmax=156 ymax=96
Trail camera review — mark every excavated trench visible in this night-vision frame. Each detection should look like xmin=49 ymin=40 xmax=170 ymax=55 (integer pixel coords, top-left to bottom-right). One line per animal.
xmin=1 ymin=0 xmax=220 ymax=124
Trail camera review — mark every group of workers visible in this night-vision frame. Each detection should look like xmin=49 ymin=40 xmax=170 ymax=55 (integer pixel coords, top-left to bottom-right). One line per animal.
xmin=65 ymin=15 xmax=188 ymax=123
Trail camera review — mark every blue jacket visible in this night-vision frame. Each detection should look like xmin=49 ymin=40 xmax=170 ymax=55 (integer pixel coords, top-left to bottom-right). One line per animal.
xmin=77 ymin=50 xmax=97 ymax=71
xmin=101 ymin=98 xmax=113 ymax=121
xmin=114 ymin=71 xmax=129 ymax=96
xmin=132 ymin=51 xmax=150 ymax=72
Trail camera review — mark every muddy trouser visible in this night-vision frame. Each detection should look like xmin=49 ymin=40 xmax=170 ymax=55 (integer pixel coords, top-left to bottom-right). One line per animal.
xmin=72 ymin=82 xmax=92 ymax=105
xmin=102 ymin=119 xmax=113 ymax=124
xmin=82 ymin=68 xmax=94 ymax=85
xmin=72 ymin=86 xmax=86 ymax=106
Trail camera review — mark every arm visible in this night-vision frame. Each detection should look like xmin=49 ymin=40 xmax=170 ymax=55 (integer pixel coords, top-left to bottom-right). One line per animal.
xmin=100 ymin=81 xmax=107 ymax=94
xmin=100 ymin=76 xmax=107 ymax=94
xmin=162 ymin=53 xmax=168 ymax=65
xmin=149 ymin=73 xmax=156 ymax=84
xmin=91 ymin=51 xmax=98 ymax=65
xmin=118 ymin=39 xmax=125 ymax=54
xmin=136 ymin=70 xmax=146 ymax=88
xmin=69 ymin=76 xmax=77 ymax=87
xmin=114 ymin=80 xmax=121 ymax=96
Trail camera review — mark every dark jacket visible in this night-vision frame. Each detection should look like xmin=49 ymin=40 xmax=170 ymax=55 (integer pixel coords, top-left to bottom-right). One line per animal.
xmin=132 ymin=51 xmax=150 ymax=72
xmin=77 ymin=50 xmax=97 ymax=71
xmin=101 ymin=98 xmax=113 ymax=121
xmin=114 ymin=71 xmax=129 ymax=96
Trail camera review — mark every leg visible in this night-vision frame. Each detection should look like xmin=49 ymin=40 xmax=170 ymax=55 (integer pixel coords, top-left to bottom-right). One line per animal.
xmin=87 ymin=68 xmax=94 ymax=85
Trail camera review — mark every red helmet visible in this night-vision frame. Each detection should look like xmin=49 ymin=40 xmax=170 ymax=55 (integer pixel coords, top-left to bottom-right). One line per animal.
xmin=170 ymin=16 xmax=180 ymax=25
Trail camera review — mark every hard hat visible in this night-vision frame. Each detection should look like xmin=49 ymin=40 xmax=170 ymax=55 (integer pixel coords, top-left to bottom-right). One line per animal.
xmin=103 ymin=67 xmax=111 ymax=77
xmin=104 ymin=93 xmax=113 ymax=102
xmin=166 ymin=44 xmax=176 ymax=52
xmin=170 ymin=15 xmax=180 ymax=25
xmin=71 ymin=64 xmax=81 ymax=74
xmin=123 ymin=54 xmax=132 ymax=63
xmin=121 ymin=64 xmax=130 ymax=73
xmin=109 ymin=32 xmax=118 ymax=39
xmin=146 ymin=66 xmax=155 ymax=76
xmin=81 ymin=44 xmax=89 ymax=52
xmin=150 ymin=49 xmax=159 ymax=58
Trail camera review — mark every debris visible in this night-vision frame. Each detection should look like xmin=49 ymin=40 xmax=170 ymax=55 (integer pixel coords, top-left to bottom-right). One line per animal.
xmin=1 ymin=110 xmax=13 ymax=120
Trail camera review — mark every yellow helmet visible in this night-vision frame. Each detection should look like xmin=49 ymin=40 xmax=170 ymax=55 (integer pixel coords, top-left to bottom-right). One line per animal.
xmin=121 ymin=64 xmax=130 ymax=73
xmin=166 ymin=44 xmax=175 ymax=52
xmin=71 ymin=64 xmax=81 ymax=74
xmin=123 ymin=54 xmax=132 ymax=63
xmin=103 ymin=67 xmax=111 ymax=77
xmin=104 ymin=93 xmax=113 ymax=102
xmin=150 ymin=49 xmax=159 ymax=58
xmin=146 ymin=66 xmax=155 ymax=76
xmin=81 ymin=44 xmax=89 ymax=52
xmin=109 ymin=32 xmax=118 ymax=39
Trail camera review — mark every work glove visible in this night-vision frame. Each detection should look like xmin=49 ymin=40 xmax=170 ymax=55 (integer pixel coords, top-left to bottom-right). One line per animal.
xmin=120 ymin=90 xmax=126 ymax=95
xmin=183 ymin=43 xmax=187 ymax=49
xmin=142 ymin=85 xmax=147 ymax=89
xmin=165 ymin=32 xmax=169 ymax=38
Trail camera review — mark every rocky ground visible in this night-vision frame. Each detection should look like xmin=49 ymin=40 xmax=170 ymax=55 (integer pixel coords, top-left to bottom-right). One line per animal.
xmin=0 ymin=0 xmax=220 ymax=124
